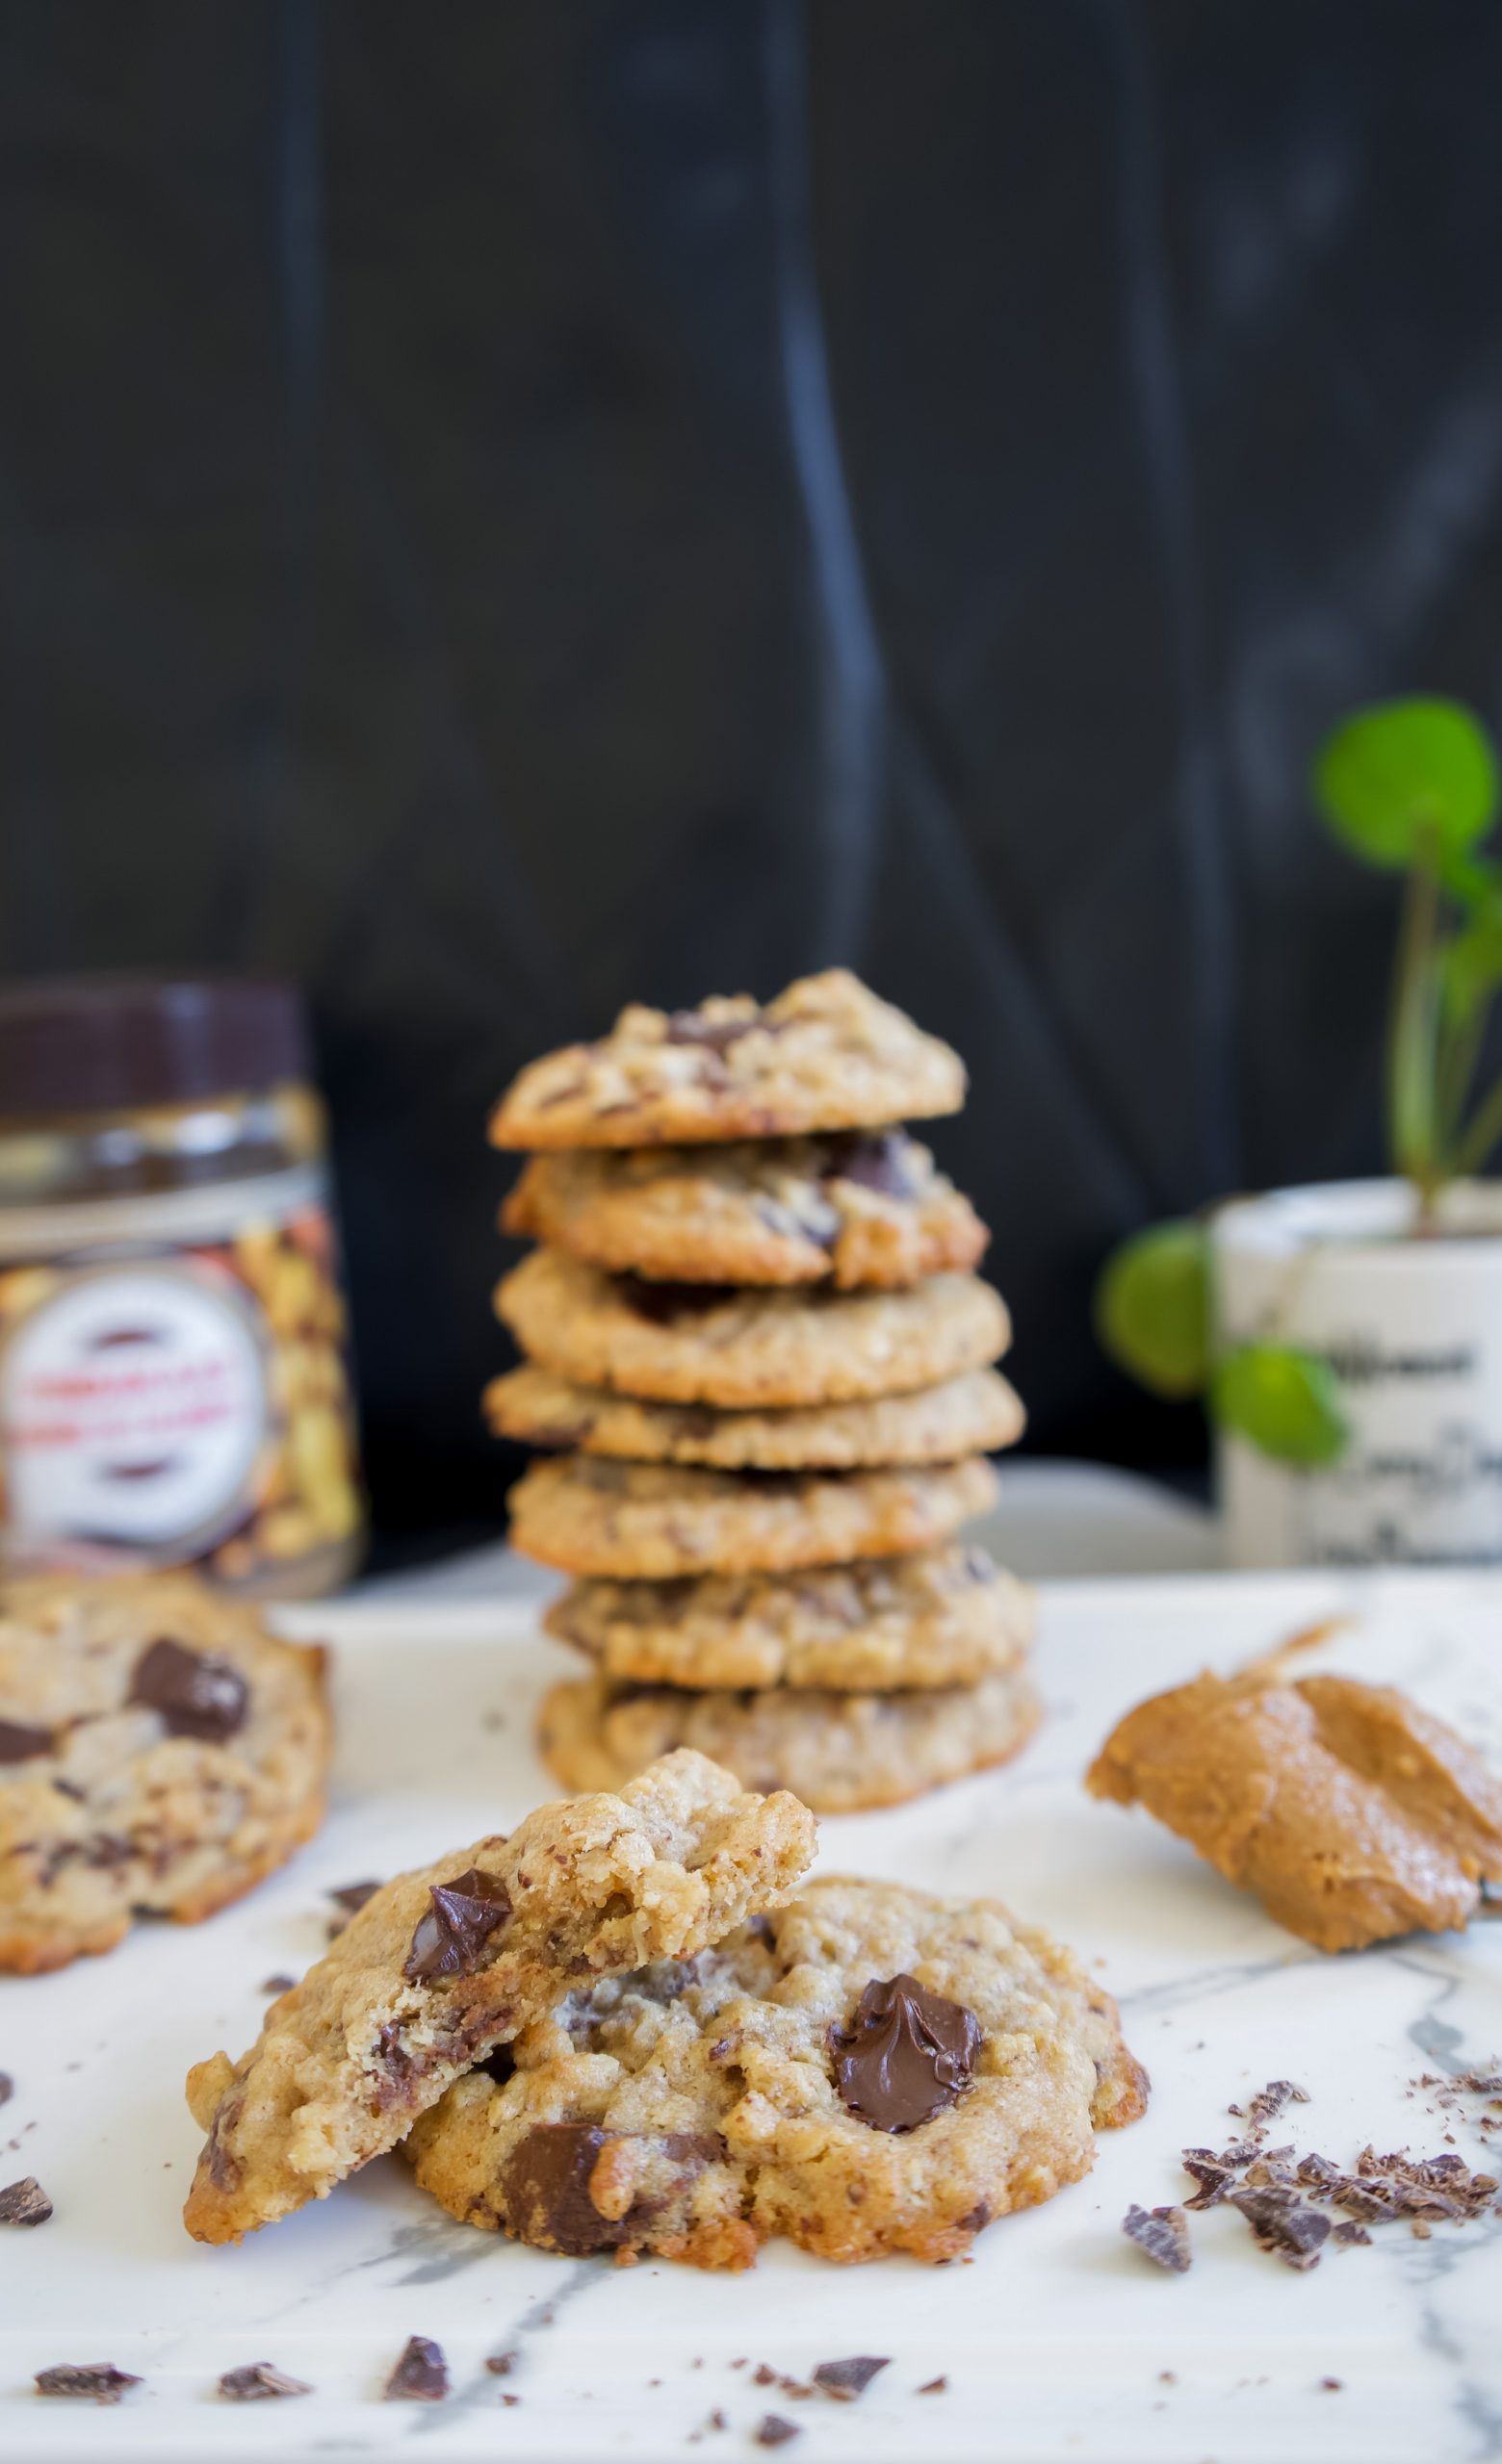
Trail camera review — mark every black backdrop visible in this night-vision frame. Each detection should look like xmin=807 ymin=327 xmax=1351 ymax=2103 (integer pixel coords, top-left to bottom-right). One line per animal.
xmin=6 ymin=0 xmax=1502 ymax=1559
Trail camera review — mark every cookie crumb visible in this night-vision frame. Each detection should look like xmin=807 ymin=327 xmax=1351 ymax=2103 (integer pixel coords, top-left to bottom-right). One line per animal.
xmin=384 ymin=2336 xmax=448 ymax=2401
xmin=218 ymin=2363 xmax=310 ymax=2400
xmin=35 ymin=2364 xmax=141 ymax=2402
xmin=813 ymin=2356 xmax=890 ymax=2400
xmin=0 ymin=2175 xmax=52 ymax=2226
xmin=1123 ymin=2203 xmax=1191 ymax=2272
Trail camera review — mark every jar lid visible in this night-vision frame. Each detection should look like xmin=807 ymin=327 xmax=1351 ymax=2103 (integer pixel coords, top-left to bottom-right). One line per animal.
xmin=0 ymin=977 xmax=312 ymax=1117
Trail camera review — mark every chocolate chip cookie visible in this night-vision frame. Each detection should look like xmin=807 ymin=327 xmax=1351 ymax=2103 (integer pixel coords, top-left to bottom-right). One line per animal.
xmin=537 ymin=1667 xmax=1043 ymax=1810
xmin=490 ymin=969 xmax=966 ymax=1149
xmin=405 ymin=1875 xmax=1147 ymax=2266
xmin=545 ymin=1547 xmax=1035 ymax=1691
xmin=496 ymin=1252 xmax=1009 ymax=1408
xmin=1088 ymin=1667 xmax=1502 ymax=1952
xmin=182 ymin=1749 xmax=816 ymax=2243
xmin=509 ymin=1454 xmax=998 ymax=1578
xmin=0 ymin=1574 xmax=331 ymax=1975
xmin=485 ymin=1364 xmax=1023 ymax=1472
xmin=502 ymin=1130 xmax=987 ymax=1288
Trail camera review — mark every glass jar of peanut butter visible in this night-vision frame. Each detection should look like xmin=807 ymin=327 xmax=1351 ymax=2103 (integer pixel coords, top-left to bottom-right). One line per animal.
xmin=0 ymin=978 xmax=365 ymax=1596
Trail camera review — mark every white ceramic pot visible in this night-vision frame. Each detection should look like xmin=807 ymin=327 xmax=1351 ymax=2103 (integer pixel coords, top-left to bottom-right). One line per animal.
xmin=1212 ymin=1177 xmax=1502 ymax=1568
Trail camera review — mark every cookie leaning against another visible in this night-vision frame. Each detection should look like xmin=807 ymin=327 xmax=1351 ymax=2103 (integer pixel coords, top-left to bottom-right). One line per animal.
xmin=182 ymin=1749 xmax=815 ymax=2244
xmin=546 ymin=1546 xmax=1035 ymax=1692
xmin=485 ymin=1364 xmax=1024 ymax=1472
xmin=538 ymin=1666 xmax=1043 ymax=1812
xmin=1087 ymin=1667 xmax=1502 ymax=1951
xmin=489 ymin=968 xmax=966 ymax=1149
xmin=497 ymin=1250 xmax=1009 ymax=1408
xmin=0 ymin=1573 xmax=330 ymax=1975
xmin=405 ymin=1876 xmax=1148 ymax=2267
xmin=502 ymin=1129 xmax=988 ymax=1289
xmin=509 ymin=1453 xmax=998 ymax=1578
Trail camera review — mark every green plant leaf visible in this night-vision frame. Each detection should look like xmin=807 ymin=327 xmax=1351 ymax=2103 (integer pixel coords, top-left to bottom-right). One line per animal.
xmin=1439 ymin=847 xmax=1502 ymax=911
xmin=1314 ymin=697 xmax=1498 ymax=870
xmin=1211 ymin=1345 xmax=1349 ymax=1468
xmin=1094 ymin=1221 xmax=1210 ymax=1400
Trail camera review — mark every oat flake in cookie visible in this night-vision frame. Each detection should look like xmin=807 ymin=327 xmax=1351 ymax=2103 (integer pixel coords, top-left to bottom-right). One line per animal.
xmin=0 ymin=1573 xmax=331 ymax=1974
xmin=545 ymin=1547 xmax=1036 ymax=1693
xmin=537 ymin=1666 xmax=1043 ymax=1812
xmin=490 ymin=969 xmax=966 ymax=1149
xmin=405 ymin=1877 xmax=1147 ymax=2267
xmin=502 ymin=1130 xmax=987 ymax=1288
xmin=182 ymin=1749 xmax=815 ymax=2243
xmin=498 ymin=1250 xmax=1008 ymax=1411
xmin=509 ymin=1453 xmax=998 ymax=1580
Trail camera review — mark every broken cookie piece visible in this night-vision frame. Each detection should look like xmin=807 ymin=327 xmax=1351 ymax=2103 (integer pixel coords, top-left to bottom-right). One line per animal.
xmin=182 ymin=1750 xmax=815 ymax=2244
xmin=406 ymin=1875 xmax=1146 ymax=2268
xmin=1087 ymin=1668 xmax=1502 ymax=1951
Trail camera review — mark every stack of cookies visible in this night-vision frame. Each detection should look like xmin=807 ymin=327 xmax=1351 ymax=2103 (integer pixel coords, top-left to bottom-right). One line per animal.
xmin=487 ymin=969 xmax=1040 ymax=1810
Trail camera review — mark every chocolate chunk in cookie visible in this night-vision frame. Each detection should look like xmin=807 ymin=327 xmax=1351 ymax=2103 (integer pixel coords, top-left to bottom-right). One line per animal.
xmin=831 ymin=1976 xmax=981 ymax=2131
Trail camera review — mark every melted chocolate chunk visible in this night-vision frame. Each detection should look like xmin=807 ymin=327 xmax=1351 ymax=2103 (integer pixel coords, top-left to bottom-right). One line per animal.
xmin=218 ymin=2363 xmax=311 ymax=2400
xmin=829 ymin=1974 xmax=982 ymax=2132
xmin=35 ymin=2364 xmax=141 ymax=2401
xmin=821 ymin=1131 xmax=917 ymax=1199
xmin=384 ymin=2336 xmax=449 ymax=2401
xmin=1122 ymin=2202 xmax=1191 ymax=2272
xmin=0 ymin=1717 xmax=53 ymax=1762
xmin=0 ymin=2174 xmax=52 ymax=2225
xmin=503 ymin=2121 xmax=617 ymax=2254
xmin=664 ymin=1010 xmax=765 ymax=1055
xmin=813 ymin=2356 xmax=890 ymax=2400
xmin=403 ymin=1866 xmax=511 ymax=1982
xmin=617 ymin=1275 xmax=734 ymax=1325
xmin=129 ymin=1638 xmax=247 ymax=1742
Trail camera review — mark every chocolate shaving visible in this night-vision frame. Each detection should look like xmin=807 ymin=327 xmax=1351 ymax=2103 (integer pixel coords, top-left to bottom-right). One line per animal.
xmin=1122 ymin=2203 xmax=1191 ymax=2272
xmin=403 ymin=1866 xmax=510 ymax=1981
xmin=830 ymin=1973 xmax=981 ymax=2132
xmin=0 ymin=1717 xmax=53 ymax=1762
xmin=384 ymin=2336 xmax=449 ymax=2401
xmin=813 ymin=2356 xmax=890 ymax=2400
xmin=219 ymin=2363 xmax=311 ymax=2400
xmin=0 ymin=2174 xmax=51 ymax=2225
xmin=35 ymin=2364 xmax=141 ymax=2401
xmin=1229 ymin=2189 xmax=1330 ymax=2269
xmin=129 ymin=1637 xmax=247 ymax=1742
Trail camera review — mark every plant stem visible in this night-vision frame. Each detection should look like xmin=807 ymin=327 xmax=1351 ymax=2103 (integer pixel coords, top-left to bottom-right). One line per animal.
xmin=1387 ymin=841 xmax=1442 ymax=1198
xmin=1454 ymin=1066 xmax=1502 ymax=1178
xmin=1436 ymin=997 xmax=1488 ymax=1162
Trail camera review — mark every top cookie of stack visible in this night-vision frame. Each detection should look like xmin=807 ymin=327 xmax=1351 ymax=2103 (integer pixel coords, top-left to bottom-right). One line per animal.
xmin=488 ymin=971 xmax=1035 ymax=1810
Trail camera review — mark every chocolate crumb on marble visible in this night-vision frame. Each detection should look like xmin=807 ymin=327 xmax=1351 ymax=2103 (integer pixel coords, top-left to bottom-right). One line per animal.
xmin=1122 ymin=2203 xmax=1191 ymax=2272
xmin=1229 ymin=2189 xmax=1331 ymax=2270
xmin=1320 ymin=2376 xmax=1344 ymax=2391
xmin=0 ymin=2174 xmax=52 ymax=2225
xmin=755 ymin=2420 xmax=801 ymax=2450
xmin=260 ymin=1974 xmax=295 ymax=1996
xmin=753 ymin=2365 xmax=778 ymax=2387
xmin=218 ymin=2363 xmax=311 ymax=2400
xmin=324 ymin=1878 xmax=381 ymax=1937
xmin=814 ymin=2356 xmax=891 ymax=2400
xmin=384 ymin=2336 xmax=449 ymax=2401
xmin=918 ymin=2375 xmax=948 ymax=2394
xmin=485 ymin=2349 xmax=517 ymax=2375
xmin=0 ymin=2073 xmax=13 ymax=2105
xmin=35 ymin=2364 xmax=142 ymax=2402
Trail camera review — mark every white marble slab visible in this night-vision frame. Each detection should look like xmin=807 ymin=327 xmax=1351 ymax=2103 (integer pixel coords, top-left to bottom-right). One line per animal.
xmin=2 ymin=1569 xmax=1500 ymax=2463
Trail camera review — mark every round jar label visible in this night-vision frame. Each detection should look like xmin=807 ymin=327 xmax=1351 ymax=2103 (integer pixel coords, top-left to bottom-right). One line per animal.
xmin=0 ymin=1261 xmax=266 ymax=1552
